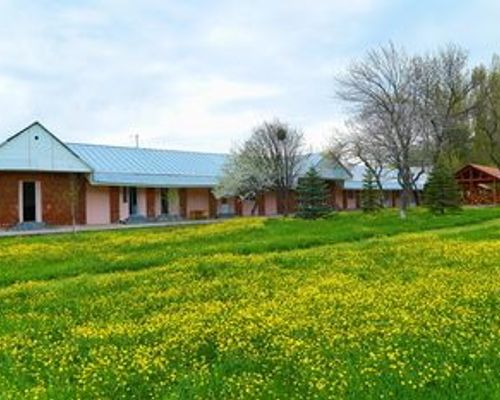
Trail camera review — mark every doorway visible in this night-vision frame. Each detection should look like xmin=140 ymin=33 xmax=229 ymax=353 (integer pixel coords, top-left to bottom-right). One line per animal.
xmin=129 ymin=187 xmax=138 ymax=215
xmin=22 ymin=181 xmax=36 ymax=222
xmin=161 ymin=188 xmax=169 ymax=214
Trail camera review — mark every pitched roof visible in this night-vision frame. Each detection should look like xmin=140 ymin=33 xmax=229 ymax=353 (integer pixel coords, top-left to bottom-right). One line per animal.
xmin=300 ymin=153 xmax=352 ymax=181
xmin=0 ymin=122 xmax=92 ymax=173
xmin=67 ymin=141 xmax=352 ymax=187
xmin=468 ymin=164 xmax=500 ymax=180
xmin=67 ymin=143 xmax=227 ymax=187
xmin=0 ymin=122 xmax=427 ymax=189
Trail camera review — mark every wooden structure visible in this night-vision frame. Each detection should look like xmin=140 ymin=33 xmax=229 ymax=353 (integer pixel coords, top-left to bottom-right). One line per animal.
xmin=455 ymin=164 xmax=500 ymax=205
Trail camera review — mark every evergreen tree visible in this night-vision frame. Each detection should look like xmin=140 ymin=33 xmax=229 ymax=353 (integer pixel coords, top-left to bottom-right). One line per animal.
xmin=296 ymin=167 xmax=330 ymax=219
xmin=424 ymin=162 xmax=462 ymax=214
xmin=361 ymin=169 xmax=382 ymax=213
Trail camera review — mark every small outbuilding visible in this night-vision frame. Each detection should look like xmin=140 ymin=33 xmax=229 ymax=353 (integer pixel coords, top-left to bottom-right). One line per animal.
xmin=455 ymin=164 xmax=500 ymax=205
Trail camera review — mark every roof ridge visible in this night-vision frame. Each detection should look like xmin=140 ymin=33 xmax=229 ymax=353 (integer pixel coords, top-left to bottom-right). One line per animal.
xmin=66 ymin=142 xmax=229 ymax=157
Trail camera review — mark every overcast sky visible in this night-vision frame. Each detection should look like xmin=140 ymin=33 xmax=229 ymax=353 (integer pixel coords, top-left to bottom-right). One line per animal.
xmin=0 ymin=0 xmax=499 ymax=152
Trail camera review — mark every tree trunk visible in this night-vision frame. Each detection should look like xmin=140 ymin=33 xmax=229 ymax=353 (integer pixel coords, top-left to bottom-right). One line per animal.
xmin=399 ymin=166 xmax=413 ymax=219
xmin=413 ymin=189 xmax=420 ymax=206
xmin=251 ymin=200 xmax=259 ymax=216
xmin=283 ymin=188 xmax=289 ymax=216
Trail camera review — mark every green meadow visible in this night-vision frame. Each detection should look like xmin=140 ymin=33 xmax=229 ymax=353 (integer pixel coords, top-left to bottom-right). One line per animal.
xmin=0 ymin=208 xmax=499 ymax=399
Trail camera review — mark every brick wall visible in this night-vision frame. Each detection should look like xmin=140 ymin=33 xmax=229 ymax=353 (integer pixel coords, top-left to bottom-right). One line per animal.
xmin=0 ymin=172 xmax=87 ymax=227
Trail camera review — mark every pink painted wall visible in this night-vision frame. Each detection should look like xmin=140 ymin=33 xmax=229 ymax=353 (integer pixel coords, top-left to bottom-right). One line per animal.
xmin=186 ymin=188 xmax=209 ymax=217
xmin=242 ymin=200 xmax=257 ymax=216
xmin=155 ymin=189 xmax=161 ymax=216
xmin=335 ymin=189 xmax=343 ymax=209
xmin=119 ymin=187 xmax=130 ymax=220
xmin=169 ymin=189 xmax=180 ymax=216
xmin=86 ymin=185 xmax=111 ymax=225
xmin=264 ymin=192 xmax=277 ymax=215
xmin=346 ymin=191 xmax=357 ymax=209
xmin=137 ymin=188 xmax=147 ymax=216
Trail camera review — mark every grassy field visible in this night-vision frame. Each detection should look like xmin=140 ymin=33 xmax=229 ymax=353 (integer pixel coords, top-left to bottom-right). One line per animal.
xmin=0 ymin=208 xmax=499 ymax=399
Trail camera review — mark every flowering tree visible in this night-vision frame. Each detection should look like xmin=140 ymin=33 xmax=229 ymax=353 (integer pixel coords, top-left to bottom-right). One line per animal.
xmin=215 ymin=120 xmax=304 ymax=215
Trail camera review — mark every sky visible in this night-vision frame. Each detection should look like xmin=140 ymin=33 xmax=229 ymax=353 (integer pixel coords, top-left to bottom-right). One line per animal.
xmin=0 ymin=0 xmax=499 ymax=153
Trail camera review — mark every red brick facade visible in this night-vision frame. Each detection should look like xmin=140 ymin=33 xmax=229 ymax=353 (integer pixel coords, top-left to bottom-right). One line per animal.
xmin=0 ymin=172 xmax=86 ymax=227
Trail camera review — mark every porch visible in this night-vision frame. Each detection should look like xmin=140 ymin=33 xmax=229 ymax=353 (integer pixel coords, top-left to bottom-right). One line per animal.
xmin=455 ymin=164 xmax=500 ymax=205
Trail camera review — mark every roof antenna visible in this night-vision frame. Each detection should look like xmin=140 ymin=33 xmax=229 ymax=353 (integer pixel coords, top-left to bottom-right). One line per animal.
xmin=135 ymin=134 xmax=140 ymax=148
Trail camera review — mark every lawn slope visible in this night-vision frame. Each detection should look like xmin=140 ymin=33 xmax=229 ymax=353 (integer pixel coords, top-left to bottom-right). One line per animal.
xmin=0 ymin=208 xmax=499 ymax=399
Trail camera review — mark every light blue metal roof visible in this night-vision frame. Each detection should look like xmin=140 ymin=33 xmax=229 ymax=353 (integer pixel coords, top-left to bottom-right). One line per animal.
xmin=301 ymin=153 xmax=352 ymax=181
xmin=344 ymin=164 xmax=427 ymax=191
xmin=66 ymin=143 xmax=352 ymax=188
xmin=67 ymin=143 xmax=227 ymax=187
xmin=67 ymin=142 xmax=423 ymax=190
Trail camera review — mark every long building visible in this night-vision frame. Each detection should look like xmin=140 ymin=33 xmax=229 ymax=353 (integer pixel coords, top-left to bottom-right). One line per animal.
xmin=0 ymin=122 xmax=422 ymax=228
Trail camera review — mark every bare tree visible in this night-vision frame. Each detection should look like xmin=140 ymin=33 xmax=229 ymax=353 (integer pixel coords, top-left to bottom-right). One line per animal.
xmin=66 ymin=173 xmax=81 ymax=233
xmin=473 ymin=56 xmax=500 ymax=168
xmin=327 ymin=119 xmax=388 ymax=206
xmin=214 ymin=148 xmax=273 ymax=215
xmin=337 ymin=43 xmax=424 ymax=218
xmin=414 ymin=44 xmax=476 ymax=164
xmin=215 ymin=120 xmax=305 ymax=216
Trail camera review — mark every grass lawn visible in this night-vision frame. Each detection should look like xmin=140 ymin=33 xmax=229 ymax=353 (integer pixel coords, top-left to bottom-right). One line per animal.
xmin=0 ymin=208 xmax=499 ymax=399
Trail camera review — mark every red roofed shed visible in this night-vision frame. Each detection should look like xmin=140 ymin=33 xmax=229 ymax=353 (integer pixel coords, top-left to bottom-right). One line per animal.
xmin=455 ymin=164 xmax=500 ymax=205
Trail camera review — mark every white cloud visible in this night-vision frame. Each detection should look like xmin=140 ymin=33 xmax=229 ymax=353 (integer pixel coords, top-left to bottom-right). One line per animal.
xmin=0 ymin=0 xmax=499 ymax=154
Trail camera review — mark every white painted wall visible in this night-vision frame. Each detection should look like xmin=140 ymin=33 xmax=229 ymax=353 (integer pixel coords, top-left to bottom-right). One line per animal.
xmin=35 ymin=181 xmax=42 ymax=222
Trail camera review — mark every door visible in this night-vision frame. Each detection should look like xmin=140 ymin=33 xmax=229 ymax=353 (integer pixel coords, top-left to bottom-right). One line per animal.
xmin=161 ymin=188 xmax=169 ymax=214
xmin=129 ymin=187 xmax=138 ymax=215
xmin=23 ymin=182 xmax=36 ymax=222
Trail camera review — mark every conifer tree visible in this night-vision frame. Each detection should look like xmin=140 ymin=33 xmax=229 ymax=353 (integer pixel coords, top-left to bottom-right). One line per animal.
xmin=424 ymin=162 xmax=462 ymax=214
xmin=296 ymin=167 xmax=331 ymax=219
xmin=361 ymin=169 xmax=382 ymax=213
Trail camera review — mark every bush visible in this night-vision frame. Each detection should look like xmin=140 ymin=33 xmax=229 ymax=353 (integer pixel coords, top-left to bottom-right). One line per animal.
xmin=361 ymin=169 xmax=382 ymax=213
xmin=424 ymin=162 xmax=461 ymax=214
xmin=296 ymin=167 xmax=331 ymax=219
